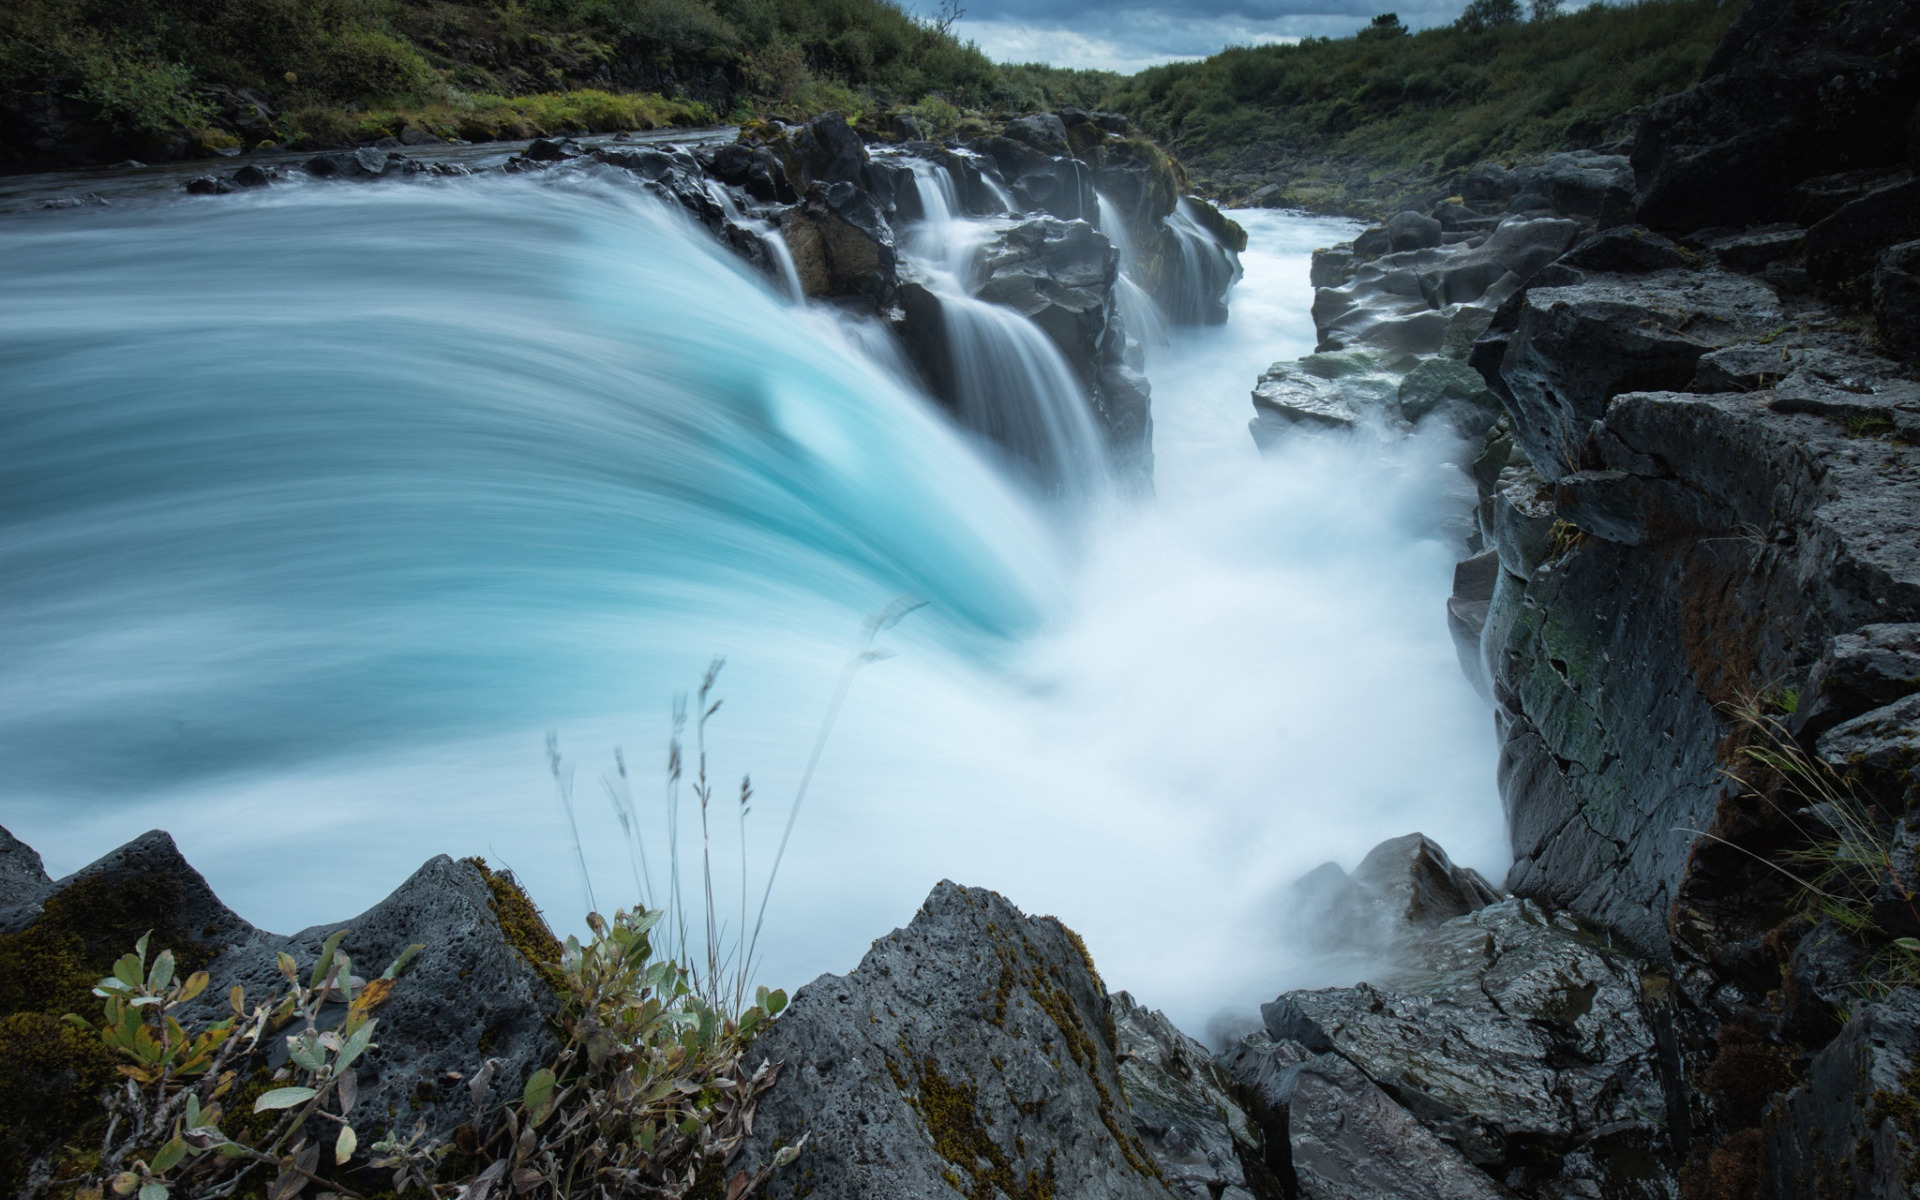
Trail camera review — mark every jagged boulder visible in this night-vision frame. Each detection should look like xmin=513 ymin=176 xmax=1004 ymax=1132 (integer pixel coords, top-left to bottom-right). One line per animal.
xmin=1793 ymin=623 xmax=1920 ymax=740
xmin=748 ymin=111 xmax=869 ymax=192
xmin=1220 ymin=1036 xmax=1507 ymax=1200
xmin=1494 ymin=269 xmax=1781 ymax=479
xmin=0 ymin=826 xmax=47 ymax=908
xmin=973 ymin=215 xmax=1119 ymax=379
xmin=1266 ymin=898 xmax=1681 ymax=1197
xmin=782 ymin=180 xmax=898 ymax=303
xmin=726 ymin=881 xmax=1184 ymax=1200
xmin=201 ymin=855 xmax=562 ymax=1144
xmin=1111 ymin=993 xmax=1272 ymax=1200
xmin=1504 ymin=152 xmax=1634 ymax=227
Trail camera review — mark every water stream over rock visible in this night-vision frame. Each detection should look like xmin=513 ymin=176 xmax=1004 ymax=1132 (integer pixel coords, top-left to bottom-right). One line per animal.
xmin=0 ymin=169 xmax=1502 ymax=1034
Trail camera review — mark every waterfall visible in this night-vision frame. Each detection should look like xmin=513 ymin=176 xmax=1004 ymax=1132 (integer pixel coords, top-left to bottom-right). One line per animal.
xmin=1160 ymin=197 xmax=1244 ymax=325
xmin=1095 ymin=192 xmax=1169 ymax=350
xmin=900 ymin=160 xmax=1108 ymax=495
xmin=0 ymin=177 xmax=1502 ymax=1035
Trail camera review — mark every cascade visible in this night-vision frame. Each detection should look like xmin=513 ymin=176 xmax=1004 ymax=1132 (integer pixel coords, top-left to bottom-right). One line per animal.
xmin=0 ymin=170 xmax=1500 ymax=1032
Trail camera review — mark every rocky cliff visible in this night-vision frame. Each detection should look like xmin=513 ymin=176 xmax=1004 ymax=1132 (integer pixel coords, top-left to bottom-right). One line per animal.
xmin=1247 ymin=0 xmax=1920 ymax=1193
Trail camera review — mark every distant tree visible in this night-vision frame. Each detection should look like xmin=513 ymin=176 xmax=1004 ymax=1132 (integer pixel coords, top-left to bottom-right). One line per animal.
xmin=1360 ymin=12 xmax=1409 ymax=37
xmin=1455 ymin=0 xmax=1522 ymax=31
xmin=926 ymin=0 xmax=965 ymax=36
xmin=1530 ymin=0 xmax=1563 ymax=18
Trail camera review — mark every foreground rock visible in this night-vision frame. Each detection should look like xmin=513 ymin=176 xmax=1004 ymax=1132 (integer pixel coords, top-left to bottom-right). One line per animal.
xmin=726 ymin=881 xmax=1252 ymax=1200
xmin=0 ymin=825 xmax=559 ymax=1190
xmin=1765 ymin=988 xmax=1920 ymax=1198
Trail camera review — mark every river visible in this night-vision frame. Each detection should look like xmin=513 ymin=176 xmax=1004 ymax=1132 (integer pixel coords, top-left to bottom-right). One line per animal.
xmin=0 ymin=165 xmax=1504 ymax=1034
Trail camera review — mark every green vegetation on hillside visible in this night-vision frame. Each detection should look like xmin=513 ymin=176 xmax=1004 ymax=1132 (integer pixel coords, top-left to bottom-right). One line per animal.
xmin=0 ymin=0 xmax=1029 ymax=157
xmin=1104 ymin=0 xmax=1742 ymax=209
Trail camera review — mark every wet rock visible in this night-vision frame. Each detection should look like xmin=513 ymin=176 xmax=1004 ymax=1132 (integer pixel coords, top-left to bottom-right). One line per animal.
xmin=185 ymin=176 xmax=234 ymax=195
xmin=1815 ymin=693 xmax=1920 ymax=808
xmin=522 ymin=137 xmax=575 ymax=162
xmin=782 ymin=180 xmax=898 ymax=303
xmin=1876 ymin=239 xmax=1920 ymax=360
xmin=727 ymin=881 xmax=1179 ymax=1200
xmin=1489 ymin=473 xmax=1556 ymax=577
xmin=1311 ymin=246 xmax=1356 ymax=288
xmin=38 ymin=193 xmax=109 ymax=209
xmin=704 ymin=140 xmax=795 ymax=204
xmin=1266 ymin=898 xmax=1679 ymax=1196
xmin=1003 ymin=112 xmax=1072 ymax=157
xmin=231 ymin=164 xmax=271 ymax=188
xmin=305 ymin=147 xmax=398 ymax=179
xmin=753 ymin=111 xmax=868 ymax=191
xmin=1793 ymin=623 xmax=1920 ymax=740
xmin=1398 ymin=357 xmax=1502 ymax=431
xmin=1765 ymin=987 xmax=1920 ymax=1198
xmin=1631 ymin=0 xmax=1920 ymax=233
xmin=1558 ymin=225 xmax=1694 ymax=275
xmin=1220 ymin=1036 xmax=1508 ymax=1200
xmin=973 ymin=215 xmax=1119 ymax=378
xmin=1487 ymin=380 xmax=1920 ymax=959
xmin=0 ymin=825 xmax=48 ymax=908
xmin=1494 ymin=269 xmax=1782 ymax=479
xmin=1312 ymin=216 xmax=1578 ymax=358
xmin=1448 ymin=550 xmax=1502 ymax=678
xmin=977 ymin=132 xmax=1097 ymax=222
xmin=1111 ymin=993 xmax=1269 ymax=1200
xmin=1249 ymin=368 xmax=1361 ymax=446
xmin=1285 ymin=833 xmax=1497 ymax=959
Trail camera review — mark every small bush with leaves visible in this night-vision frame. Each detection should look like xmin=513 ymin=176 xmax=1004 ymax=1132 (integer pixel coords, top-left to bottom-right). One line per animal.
xmin=61 ymin=929 xmax=421 ymax=1200
xmin=455 ymin=906 xmax=800 ymax=1199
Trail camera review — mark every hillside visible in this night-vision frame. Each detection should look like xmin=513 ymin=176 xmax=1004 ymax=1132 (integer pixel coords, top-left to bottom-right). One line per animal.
xmin=0 ymin=0 xmax=1051 ymax=166
xmin=1100 ymin=0 xmax=1743 ymax=215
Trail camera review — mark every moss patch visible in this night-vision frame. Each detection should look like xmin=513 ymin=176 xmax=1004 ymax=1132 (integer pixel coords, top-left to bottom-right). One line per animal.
xmin=463 ymin=857 xmax=565 ymax=996
xmin=894 ymin=1055 xmax=1056 ymax=1200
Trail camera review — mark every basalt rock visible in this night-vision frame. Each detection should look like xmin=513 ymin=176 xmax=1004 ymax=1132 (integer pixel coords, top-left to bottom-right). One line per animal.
xmin=1793 ymin=623 xmax=1920 ymax=741
xmin=748 ymin=111 xmax=869 ymax=192
xmin=1876 ymin=239 xmax=1920 ymax=360
xmin=0 ymin=828 xmax=561 ymax=1164
xmin=1494 ymin=268 xmax=1781 ymax=479
xmin=725 ymin=881 xmax=1185 ymax=1200
xmin=1111 ymin=993 xmax=1272 ymax=1200
xmin=1219 ymin=1036 xmax=1507 ymax=1200
xmin=1764 ymin=988 xmax=1920 ymax=1199
xmin=0 ymin=826 xmax=46 ymax=908
xmin=1481 ymin=382 xmax=1920 ymax=961
xmin=782 ymin=181 xmax=897 ymax=304
xmin=1265 ymin=898 xmax=1681 ymax=1198
xmin=1286 ymin=832 xmax=1499 ymax=960
xmin=1631 ymin=0 xmax=1920 ymax=234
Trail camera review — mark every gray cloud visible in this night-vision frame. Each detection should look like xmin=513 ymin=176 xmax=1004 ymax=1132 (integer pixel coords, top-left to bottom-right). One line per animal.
xmin=906 ymin=0 xmax=1480 ymax=72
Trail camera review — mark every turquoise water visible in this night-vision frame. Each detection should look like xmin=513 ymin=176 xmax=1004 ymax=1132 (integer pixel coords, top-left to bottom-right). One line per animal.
xmin=0 ymin=178 xmax=1503 ymax=1031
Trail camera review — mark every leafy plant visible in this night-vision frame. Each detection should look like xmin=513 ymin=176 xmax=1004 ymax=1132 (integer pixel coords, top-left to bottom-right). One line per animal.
xmin=457 ymin=906 xmax=801 ymax=1199
xmin=62 ymin=929 xmax=421 ymax=1200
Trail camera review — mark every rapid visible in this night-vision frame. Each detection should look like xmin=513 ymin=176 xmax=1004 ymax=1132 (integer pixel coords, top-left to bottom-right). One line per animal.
xmin=0 ymin=162 xmax=1505 ymax=1033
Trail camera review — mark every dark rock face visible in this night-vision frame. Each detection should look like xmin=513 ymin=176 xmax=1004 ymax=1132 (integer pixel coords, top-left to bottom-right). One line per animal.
xmin=202 ymin=855 xmax=561 ymax=1143
xmin=1631 ymin=0 xmax=1920 ymax=234
xmin=1497 ymin=268 xmax=1781 ymax=479
xmin=0 ymin=829 xmax=560 ymax=1157
xmin=1876 ymin=238 xmax=1920 ymax=360
xmin=0 ymin=826 xmax=49 ymax=909
xmin=783 ymin=181 xmax=898 ymax=304
xmin=1266 ymin=898 xmax=1681 ymax=1198
xmin=1110 ymin=993 xmax=1271 ymax=1200
xmin=1483 ymin=382 xmax=1920 ymax=958
xmin=1793 ymin=622 xmax=1920 ymax=740
xmin=1507 ymin=152 xmax=1635 ymax=228
xmin=974 ymin=215 xmax=1119 ymax=376
xmin=1765 ymin=988 xmax=1920 ymax=1198
xmin=1222 ymin=1036 xmax=1506 ymax=1200
xmin=729 ymin=881 xmax=1184 ymax=1200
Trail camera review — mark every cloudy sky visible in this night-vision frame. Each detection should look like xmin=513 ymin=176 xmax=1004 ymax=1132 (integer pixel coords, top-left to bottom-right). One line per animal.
xmin=914 ymin=0 xmax=1474 ymax=73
